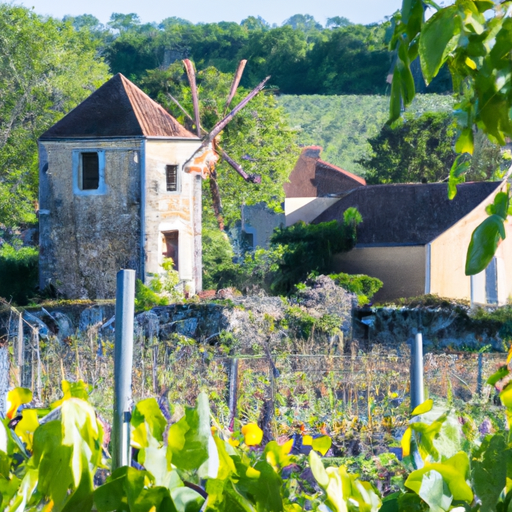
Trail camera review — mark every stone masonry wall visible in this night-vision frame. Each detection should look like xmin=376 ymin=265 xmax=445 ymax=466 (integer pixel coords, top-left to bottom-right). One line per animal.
xmin=39 ymin=139 xmax=142 ymax=299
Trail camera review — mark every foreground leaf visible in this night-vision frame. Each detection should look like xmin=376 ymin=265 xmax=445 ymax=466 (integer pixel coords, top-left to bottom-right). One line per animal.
xmin=473 ymin=434 xmax=511 ymax=512
xmin=167 ymin=393 xmax=217 ymax=474
xmin=405 ymin=452 xmax=473 ymax=503
xmin=465 ymin=214 xmax=505 ymax=275
xmin=419 ymin=6 xmax=460 ymax=83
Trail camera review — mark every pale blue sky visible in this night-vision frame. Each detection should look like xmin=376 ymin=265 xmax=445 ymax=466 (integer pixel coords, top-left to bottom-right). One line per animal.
xmin=15 ymin=0 xmax=405 ymax=26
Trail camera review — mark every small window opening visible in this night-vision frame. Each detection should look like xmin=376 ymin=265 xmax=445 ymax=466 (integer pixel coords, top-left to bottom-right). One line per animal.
xmin=166 ymin=165 xmax=178 ymax=192
xmin=485 ymin=257 xmax=498 ymax=304
xmin=81 ymin=152 xmax=99 ymax=190
xmin=162 ymin=231 xmax=179 ymax=271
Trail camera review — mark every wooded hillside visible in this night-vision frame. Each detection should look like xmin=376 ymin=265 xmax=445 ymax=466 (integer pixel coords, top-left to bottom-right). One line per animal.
xmin=279 ymin=94 xmax=454 ymax=175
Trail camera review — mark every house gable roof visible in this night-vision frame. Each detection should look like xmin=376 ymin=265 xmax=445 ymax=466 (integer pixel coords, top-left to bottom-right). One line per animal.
xmin=40 ymin=74 xmax=197 ymax=140
xmin=313 ymin=181 xmax=502 ymax=245
xmin=284 ymin=146 xmax=366 ymax=198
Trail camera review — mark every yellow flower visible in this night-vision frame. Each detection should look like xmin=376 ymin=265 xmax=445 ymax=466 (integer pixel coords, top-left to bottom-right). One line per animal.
xmin=228 ymin=437 xmax=240 ymax=447
xmin=281 ymin=438 xmax=293 ymax=454
xmin=302 ymin=435 xmax=313 ymax=446
xmin=241 ymin=423 xmax=263 ymax=446
xmin=6 ymin=387 xmax=32 ymax=420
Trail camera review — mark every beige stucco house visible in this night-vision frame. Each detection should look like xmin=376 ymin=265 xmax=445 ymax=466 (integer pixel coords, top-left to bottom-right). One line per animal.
xmin=38 ymin=74 xmax=203 ymax=299
xmin=311 ymin=181 xmax=512 ymax=304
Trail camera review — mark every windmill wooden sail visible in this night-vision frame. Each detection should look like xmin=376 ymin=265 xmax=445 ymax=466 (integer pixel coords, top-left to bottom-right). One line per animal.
xmin=169 ymin=59 xmax=269 ymax=230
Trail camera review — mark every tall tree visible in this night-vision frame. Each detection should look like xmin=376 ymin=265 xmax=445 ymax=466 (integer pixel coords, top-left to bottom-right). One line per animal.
xmin=242 ymin=26 xmax=308 ymax=93
xmin=326 ymin=16 xmax=353 ymax=28
xmin=282 ymin=14 xmax=323 ymax=32
xmin=240 ymin=16 xmax=270 ymax=31
xmin=359 ymin=111 xmax=507 ymax=184
xmin=107 ymin=13 xmax=141 ymax=33
xmin=303 ymin=24 xmax=393 ymax=94
xmin=0 ymin=5 xmax=109 ymax=227
xmin=360 ymin=112 xmax=456 ymax=183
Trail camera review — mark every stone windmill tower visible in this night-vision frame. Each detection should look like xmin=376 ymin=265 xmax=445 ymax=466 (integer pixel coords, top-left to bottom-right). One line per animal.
xmin=38 ymin=64 xmax=268 ymax=299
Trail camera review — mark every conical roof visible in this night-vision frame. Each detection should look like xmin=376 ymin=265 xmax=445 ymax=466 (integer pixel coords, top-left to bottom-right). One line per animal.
xmin=40 ymin=74 xmax=197 ymax=139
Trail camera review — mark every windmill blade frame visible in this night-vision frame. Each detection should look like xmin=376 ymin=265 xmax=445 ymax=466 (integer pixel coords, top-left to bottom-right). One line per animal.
xmin=182 ymin=59 xmax=201 ymax=137
xmin=167 ymin=90 xmax=261 ymax=183
xmin=224 ymin=59 xmax=247 ymax=115
xmin=207 ymin=75 xmax=271 ymax=143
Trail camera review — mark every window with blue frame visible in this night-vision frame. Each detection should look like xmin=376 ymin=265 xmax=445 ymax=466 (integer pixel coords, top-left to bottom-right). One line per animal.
xmin=73 ymin=150 xmax=106 ymax=195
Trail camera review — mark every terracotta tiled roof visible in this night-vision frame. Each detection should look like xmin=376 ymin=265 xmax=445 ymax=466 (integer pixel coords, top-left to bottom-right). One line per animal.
xmin=316 ymin=159 xmax=366 ymax=186
xmin=313 ymin=181 xmax=502 ymax=245
xmin=284 ymin=146 xmax=366 ymax=198
xmin=40 ymin=74 xmax=197 ymax=139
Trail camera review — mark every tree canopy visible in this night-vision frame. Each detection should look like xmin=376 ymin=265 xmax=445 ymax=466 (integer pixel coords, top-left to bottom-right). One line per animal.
xmin=390 ymin=0 xmax=512 ymax=151
xmin=360 ymin=111 xmax=507 ymax=184
xmin=360 ymin=112 xmax=457 ymax=184
xmin=0 ymin=5 xmax=109 ymax=228
xmin=80 ymin=13 xmax=433 ymax=96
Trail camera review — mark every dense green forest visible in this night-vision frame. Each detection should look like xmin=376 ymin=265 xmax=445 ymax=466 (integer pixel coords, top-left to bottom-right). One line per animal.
xmin=64 ymin=11 xmax=451 ymax=96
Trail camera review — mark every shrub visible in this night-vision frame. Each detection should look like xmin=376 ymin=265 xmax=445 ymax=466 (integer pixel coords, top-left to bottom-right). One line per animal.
xmin=134 ymin=279 xmax=167 ymax=311
xmin=202 ymin=226 xmax=236 ymax=290
xmin=134 ymin=258 xmax=183 ymax=311
xmin=270 ymin=220 xmax=358 ymax=295
xmin=149 ymin=258 xmax=183 ymax=301
xmin=202 ymin=215 xmax=362 ymax=296
xmin=0 ymin=243 xmax=38 ymax=305
xmin=329 ymin=272 xmax=383 ymax=305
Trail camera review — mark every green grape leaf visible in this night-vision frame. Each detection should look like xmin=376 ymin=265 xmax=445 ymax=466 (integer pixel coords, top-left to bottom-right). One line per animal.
xmin=205 ymin=478 xmax=255 ymax=512
xmin=465 ymin=214 xmax=505 ymax=275
xmin=171 ymin=486 xmax=204 ymax=512
xmin=405 ymin=452 xmax=473 ymax=503
xmin=487 ymin=365 xmax=509 ymax=386
xmin=389 ymin=68 xmax=403 ymax=124
xmin=132 ymin=397 xmax=167 ymax=447
xmin=0 ymin=475 xmax=21 ymax=511
xmin=6 ymin=387 xmax=32 ymax=420
xmin=3 ymin=468 xmax=38 ymax=512
xmin=447 ymin=155 xmax=470 ymax=200
xmin=474 ymin=0 xmax=495 ymax=13
xmin=379 ymin=492 xmax=400 ymax=512
xmin=312 ymin=435 xmax=332 ymax=456
xmin=167 ymin=392 xmax=217 ymax=474
xmin=309 ymin=450 xmax=329 ymax=488
xmin=419 ymin=6 xmax=460 ymax=83
xmin=492 ymin=192 xmax=509 ymax=220
xmin=235 ymin=460 xmax=284 ymax=512
xmin=455 ymin=129 xmax=474 ymax=155
xmin=412 ymin=399 xmax=434 ymax=417
xmin=94 ymin=467 xmax=135 ymax=512
xmin=418 ymin=469 xmax=453 ymax=512
xmin=213 ymin=436 xmax=236 ymax=480
xmin=473 ymin=434 xmax=511 ymax=512
xmin=33 ymin=421 xmax=75 ymax=508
